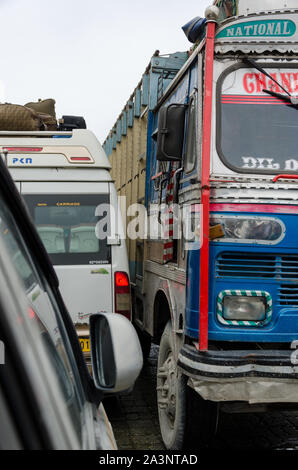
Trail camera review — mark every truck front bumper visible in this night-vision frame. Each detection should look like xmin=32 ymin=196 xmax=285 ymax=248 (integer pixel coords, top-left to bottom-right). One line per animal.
xmin=178 ymin=345 xmax=298 ymax=404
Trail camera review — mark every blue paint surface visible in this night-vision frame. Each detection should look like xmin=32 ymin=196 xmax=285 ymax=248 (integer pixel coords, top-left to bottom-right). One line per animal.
xmin=185 ymin=210 xmax=298 ymax=343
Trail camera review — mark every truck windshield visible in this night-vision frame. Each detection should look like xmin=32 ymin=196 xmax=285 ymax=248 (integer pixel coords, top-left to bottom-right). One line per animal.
xmin=24 ymin=194 xmax=111 ymax=265
xmin=217 ymin=66 xmax=298 ymax=173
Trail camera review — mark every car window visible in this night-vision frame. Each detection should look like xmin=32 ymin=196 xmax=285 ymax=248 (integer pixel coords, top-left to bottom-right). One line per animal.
xmin=0 ymin=205 xmax=38 ymax=292
xmin=30 ymin=306 xmax=83 ymax=439
xmin=0 ymin=196 xmax=85 ymax=443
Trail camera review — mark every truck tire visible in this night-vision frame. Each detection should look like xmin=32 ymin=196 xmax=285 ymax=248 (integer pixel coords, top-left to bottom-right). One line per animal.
xmin=157 ymin=321 xmax=218 ymax=450
xmin=157 ymin=321 xmax=186 ymax=449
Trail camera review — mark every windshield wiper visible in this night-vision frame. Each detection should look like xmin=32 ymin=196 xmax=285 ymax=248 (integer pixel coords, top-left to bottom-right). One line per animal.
xmin=243 ymin=57 xmax=291 ymax=96
xmin=262 ymin=88 xmax=291 ymax=103
xmin=262 ymin=88 xmax=298 ymax=105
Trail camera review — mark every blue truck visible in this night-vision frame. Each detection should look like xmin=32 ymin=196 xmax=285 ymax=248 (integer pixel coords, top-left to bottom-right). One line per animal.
xmin=104 ymin=0 xmax=298 ymax=449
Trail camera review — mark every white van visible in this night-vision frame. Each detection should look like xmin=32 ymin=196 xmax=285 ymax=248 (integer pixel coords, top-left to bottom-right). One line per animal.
xmin=0 ymin=129 xmax=130 ymax=364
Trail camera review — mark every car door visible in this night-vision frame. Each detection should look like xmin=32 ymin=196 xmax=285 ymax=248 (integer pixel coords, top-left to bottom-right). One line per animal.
xmin=0 ymin=186 xmax=116 ymax=449
xmin=0 ymin=211 xmax=83 ymax=448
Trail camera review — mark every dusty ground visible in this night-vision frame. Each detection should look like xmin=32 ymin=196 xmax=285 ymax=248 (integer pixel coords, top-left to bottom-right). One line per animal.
xmin=105 ymin=345 xmax=298 ymax=451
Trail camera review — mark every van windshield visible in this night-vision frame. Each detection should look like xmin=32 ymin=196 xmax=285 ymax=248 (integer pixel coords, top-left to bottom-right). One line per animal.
xmin=24 ymin=194 xmax=111 ymax=265
xmin=217 ymin=66 xmax=298 ymax=173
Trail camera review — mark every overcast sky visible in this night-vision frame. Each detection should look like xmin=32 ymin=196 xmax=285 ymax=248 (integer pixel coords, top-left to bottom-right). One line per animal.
xmin=0 ymin=0 xmax=211 ymax=143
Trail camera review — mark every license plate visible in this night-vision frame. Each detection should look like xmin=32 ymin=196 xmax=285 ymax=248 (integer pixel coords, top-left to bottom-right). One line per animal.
xmin=80 ymin=337 xmax=90 ymax=352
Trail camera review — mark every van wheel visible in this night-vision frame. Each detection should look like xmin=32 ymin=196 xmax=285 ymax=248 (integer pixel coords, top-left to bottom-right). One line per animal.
xmin=157 ymin=321 xmax=218 ymax=450
xmin=135 ymin=325 xmax=151 ymax=362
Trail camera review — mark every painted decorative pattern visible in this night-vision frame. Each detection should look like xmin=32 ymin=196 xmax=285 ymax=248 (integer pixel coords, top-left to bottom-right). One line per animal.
xmin=217 ymin=290 xmax=273 ymax=327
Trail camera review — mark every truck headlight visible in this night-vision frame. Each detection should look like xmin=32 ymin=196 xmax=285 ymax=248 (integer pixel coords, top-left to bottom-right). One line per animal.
xmin=223 ymin=296 xmax=265 ymax=321
xmin=210 ymin=215 xmax=284 ymax=244
xmin=217 ymin=290 xmax=272 ymax=326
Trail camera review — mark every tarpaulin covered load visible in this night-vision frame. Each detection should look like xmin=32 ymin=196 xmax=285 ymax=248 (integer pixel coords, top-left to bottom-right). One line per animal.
xmin=25 ymin=98 xmax=56 ymax=119
xmin=0 ymin=103 xmax=41 ymax=131
xmin=0 ymin=99 xmax=57 ymax=131
xmin=25 ymin=98 xmax=57 ymax=131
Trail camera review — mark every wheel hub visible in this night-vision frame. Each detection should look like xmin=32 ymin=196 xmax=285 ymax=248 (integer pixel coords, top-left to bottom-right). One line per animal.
xmin=158 ymin=353 xmax=177 ymax=425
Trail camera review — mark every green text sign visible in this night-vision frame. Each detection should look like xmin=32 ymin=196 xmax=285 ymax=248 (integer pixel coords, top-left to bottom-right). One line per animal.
xmin=217 ymin=19 xmax=296 ymax=39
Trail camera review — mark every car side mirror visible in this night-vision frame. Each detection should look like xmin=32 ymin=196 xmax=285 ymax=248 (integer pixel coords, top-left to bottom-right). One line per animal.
xmin=89 ymin=312 xmax=143 ymax=394
xmin=156 ymin=103 xmax=186 ymax=161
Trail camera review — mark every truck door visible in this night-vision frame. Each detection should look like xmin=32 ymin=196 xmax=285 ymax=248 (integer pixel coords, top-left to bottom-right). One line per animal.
xmin=21 ymin=182 xmax=113 ymax=324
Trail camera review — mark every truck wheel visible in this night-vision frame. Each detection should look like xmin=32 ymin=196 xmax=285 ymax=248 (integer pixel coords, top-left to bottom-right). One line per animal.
xmin=157 ymin=321 xmax=219 ymax=450
xmin=157 ymin=321 xmax=186 ymax=449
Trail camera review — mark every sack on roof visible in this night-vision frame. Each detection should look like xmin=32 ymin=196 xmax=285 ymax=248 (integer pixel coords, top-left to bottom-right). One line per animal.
xmin=0 ymin=99 xmax=58 ymax=131
xmin=0 ymin=103 xmax=41 ymax=131
xmin=35 ymin=112 xmax=57 ymax=131
xmin=25 ymin=98 xmax=57 ymax=131
xmin=25 ymin=98 xmax=56 ymax=119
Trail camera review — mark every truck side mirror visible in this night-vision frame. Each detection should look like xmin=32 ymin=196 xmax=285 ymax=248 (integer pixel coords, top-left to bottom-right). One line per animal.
xmin=89 ymin=312 xmax=143 ymax=394
xmin=156 ymin=104 xmax=186 ymax=161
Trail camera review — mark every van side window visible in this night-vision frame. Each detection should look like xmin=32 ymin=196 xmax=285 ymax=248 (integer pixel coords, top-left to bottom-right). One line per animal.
xmin=184 ymin=95 xmax=197 ymax=174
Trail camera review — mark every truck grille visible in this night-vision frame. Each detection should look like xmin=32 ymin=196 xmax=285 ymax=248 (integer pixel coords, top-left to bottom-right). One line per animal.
xmin=216 ymin=253 xmax=298 ymax=307
xmin=216 ymin=253 xmax=276 ymax=278
xmin=280 ymin=256 xmax=298 ymax=279
xmin=216 ymin=253 xmax=298 ymax=280
xmin=278 ymin=284 xmax=298 ymax=307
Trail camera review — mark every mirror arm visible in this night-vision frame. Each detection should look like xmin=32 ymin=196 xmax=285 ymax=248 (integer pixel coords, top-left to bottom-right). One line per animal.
xmin=173 ymin=167 xmax=183 ymax=204
xmin=174 ymin=167 xmax=183 ymax=178
xmin=158 ymin=177 xmax=170 ymax=224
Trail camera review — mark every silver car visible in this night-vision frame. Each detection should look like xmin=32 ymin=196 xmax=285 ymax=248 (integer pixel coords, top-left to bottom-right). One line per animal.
xmin=0 ymin=156 xmax=142 ymax=449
